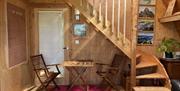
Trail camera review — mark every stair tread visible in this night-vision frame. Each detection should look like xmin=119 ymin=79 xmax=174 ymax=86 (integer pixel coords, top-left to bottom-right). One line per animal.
xmin=136 ymin=73 xmax=166 ymax=79
xmin=136 ymin=61 xmax=157 ymax=69
xmin=133 ymin=87 xmax=170 ymax=91
xmin=136 ymin=54 xmax=141 ymax=58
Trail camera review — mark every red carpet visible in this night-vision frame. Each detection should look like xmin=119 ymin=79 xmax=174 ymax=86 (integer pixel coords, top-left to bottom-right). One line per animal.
xmin=49 ymin=85 xmax=111 ymax=91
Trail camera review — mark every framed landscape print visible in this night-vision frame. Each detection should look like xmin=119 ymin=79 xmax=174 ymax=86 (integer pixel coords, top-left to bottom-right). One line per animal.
xmin=139 ymin=0 xmax=155 ymax=5
xmin=137 ymin=0 xmax=156 ymax=45
xmin=139 ymin=6 xmax=155 ymax=18
xmin=138 ymin=20 xmax=154 ymax=32
xmin=137 ymin=32 xmax=154 ymax=45
xmin=73 ymin=23 xmax=87 ymax=37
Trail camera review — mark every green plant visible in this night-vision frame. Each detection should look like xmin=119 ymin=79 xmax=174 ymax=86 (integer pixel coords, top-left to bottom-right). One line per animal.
xmin=158 ymin=38 xmax=180 ymax=53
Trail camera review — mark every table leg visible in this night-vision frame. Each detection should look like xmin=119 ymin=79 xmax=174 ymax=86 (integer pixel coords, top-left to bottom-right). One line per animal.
xmin=67 ymin=67 xmax=87 ymax=91
xmin=73 ymin=67 xmax=87 ymax=84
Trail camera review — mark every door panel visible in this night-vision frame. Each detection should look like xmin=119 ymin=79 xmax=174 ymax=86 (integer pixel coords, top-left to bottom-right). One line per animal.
xmin=38 ymin=11 xmax=64 ymax=73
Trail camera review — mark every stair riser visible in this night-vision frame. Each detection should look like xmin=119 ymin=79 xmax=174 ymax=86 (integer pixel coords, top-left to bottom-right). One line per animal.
xmin=136 ymin=79 xmax=166 ymax=86
xmin=136 ymin=66 xmax=157 ymax=76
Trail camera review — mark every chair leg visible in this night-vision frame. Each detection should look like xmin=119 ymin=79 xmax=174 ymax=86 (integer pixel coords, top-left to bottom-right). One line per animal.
xmin=53 ymin=80 xmax=59 ymax=89
xmin=103 ymin=77 xmax=119 ymax=91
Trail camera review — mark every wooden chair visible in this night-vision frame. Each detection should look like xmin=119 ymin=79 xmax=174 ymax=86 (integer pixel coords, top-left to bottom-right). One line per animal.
xmin=30 ymin=54 xmax=61 ymax=91
xmin=96 ymin=54 xmax=124 ymax=91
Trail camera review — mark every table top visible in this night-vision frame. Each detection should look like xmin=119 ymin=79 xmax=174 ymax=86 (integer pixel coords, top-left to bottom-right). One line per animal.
xmin=62 ymin=60 xmax=94 ymax=67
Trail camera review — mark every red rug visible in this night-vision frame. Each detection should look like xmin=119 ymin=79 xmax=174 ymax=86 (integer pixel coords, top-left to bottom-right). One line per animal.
xmin=49 ymin=85 xmax=111 ymax=91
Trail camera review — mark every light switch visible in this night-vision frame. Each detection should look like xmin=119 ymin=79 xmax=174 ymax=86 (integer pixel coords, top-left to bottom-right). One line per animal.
xmin=75 ymin=40 xmax=80 ymax=45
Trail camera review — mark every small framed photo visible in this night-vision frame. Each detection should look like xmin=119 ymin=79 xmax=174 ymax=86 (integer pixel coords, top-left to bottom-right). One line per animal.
xmin=138 ymin=20 xmax=154 ymax=32
xmin=139 ymin=0 xmax=155 ymax=5
xmin=73 ymin=23 xmax=87 ymax=37
xmin=139 ymin=6 xmax=155 ymax=18
xmin=137 ymin=32 xmax=154 ymax=45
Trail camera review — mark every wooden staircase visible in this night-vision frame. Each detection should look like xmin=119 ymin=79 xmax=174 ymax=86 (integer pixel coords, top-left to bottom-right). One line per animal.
xmin=63 ymin=0 xmax=171 ymax=91
xmin=64 ymin=0 xmax=132 ymax=58
xmin=134 ymin=50 xmax=171 ymax=91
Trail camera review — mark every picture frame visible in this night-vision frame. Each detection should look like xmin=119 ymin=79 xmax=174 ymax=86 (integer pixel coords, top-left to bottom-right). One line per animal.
xmin=137 ymin=32 xmax=154 ymax=45
xmin=138 ymin=19 xmax=154 ymax=32
xmin=73 ymin=23 xmax=87 ymax=37
xmin=139 ymin=6 xmax=155 ymax=18
xmin=139 ymin=0 xmax=155 ymax=5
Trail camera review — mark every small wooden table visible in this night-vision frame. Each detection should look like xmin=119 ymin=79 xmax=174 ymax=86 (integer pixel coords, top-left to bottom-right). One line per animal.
xmin=62 ymin=60 xmax=94 ymax=91
xmin=159 ymin=58 xmax=180 ymax=79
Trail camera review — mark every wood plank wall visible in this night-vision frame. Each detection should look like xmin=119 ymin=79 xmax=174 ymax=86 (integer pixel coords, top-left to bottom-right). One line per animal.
xmin=137 ymin=0 xmax=180 ymax=56
xmin=0 ymin=0 xmax=34 ymax=91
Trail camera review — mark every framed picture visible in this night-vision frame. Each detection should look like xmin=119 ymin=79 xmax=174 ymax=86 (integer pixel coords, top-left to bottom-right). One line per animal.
xmin=139 ymin=6 xmax=155 ymax=18
xmin=73 ymin=23 xmax=87 ymax=37
xmin=137 ymin=32 xmax=154 ymax=45
xmin=139 ymin=0 xmax=155 ymax=5
xmin=138 ymin=20 xmax=154 ymax=32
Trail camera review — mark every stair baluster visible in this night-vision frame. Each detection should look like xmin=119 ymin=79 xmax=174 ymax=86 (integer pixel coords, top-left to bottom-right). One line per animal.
xmin=98 ymin=0 xmax=102 ymax=23
xmin=103 ymin=0 xmax=108 ymax=28
xmin=111 ymin=0 xmax=115 ymax=34
xmin=117 ymin=0 xmax=121 ymax=40
xmin=123 ymin=0 xmax=127 ymax=44
xmin=92 ymin=0 xmax=96 ymax=17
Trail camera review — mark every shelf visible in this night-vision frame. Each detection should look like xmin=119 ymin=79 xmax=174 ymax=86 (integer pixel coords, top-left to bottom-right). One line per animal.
xmin=159 ymin=14 xmax=180 ymax=23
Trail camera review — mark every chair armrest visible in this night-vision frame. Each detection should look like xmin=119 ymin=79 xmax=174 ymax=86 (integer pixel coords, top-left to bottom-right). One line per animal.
xmin=34 ymin=68 xmax=49 ymax=71
xmin=46 ymin=64 xmax=61 ymax=66
xmin=46 ymin=64 xmax=62 ymax=74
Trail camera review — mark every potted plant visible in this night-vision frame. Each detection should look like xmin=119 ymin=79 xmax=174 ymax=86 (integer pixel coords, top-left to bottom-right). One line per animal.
xmin=158 ymin=38 xmax=180 ymax=58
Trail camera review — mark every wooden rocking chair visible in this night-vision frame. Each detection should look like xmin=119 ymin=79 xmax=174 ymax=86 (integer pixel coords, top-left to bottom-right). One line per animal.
xmin=96 ymin=54 xmax=124 ymax=91
xmin=30 ymin=54 xmax=62 ymax=91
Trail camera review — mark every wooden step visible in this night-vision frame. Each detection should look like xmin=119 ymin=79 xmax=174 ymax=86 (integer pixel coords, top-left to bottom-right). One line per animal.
xmin=136 ymin=61 xmax=157 ymax=69
xmin=136 ymin=54 xmax=141 ymax=58
xmin=136 ymin=73 xmax=166 ymax=79
xmin=133 ymin=87 xmax=170 ymax=91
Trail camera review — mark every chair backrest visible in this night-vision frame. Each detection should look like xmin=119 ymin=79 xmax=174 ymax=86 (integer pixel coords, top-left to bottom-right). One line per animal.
xmin=109 ymin=54 xmax=122 ymax=74
xmin=96 ymin=54 xmax=123 ymax=74
xmin=30 ymin=54 xmax=49 ymax=84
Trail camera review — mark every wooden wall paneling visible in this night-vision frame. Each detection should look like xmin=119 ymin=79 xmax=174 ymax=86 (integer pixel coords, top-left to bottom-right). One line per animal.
xmin=0 ymin=0 xmax=34 ymax=91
